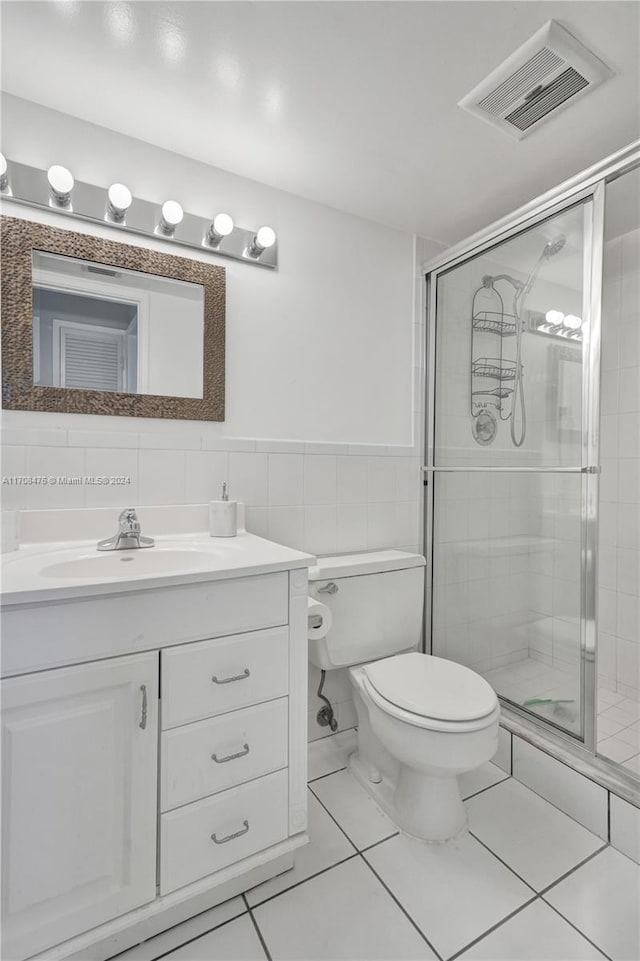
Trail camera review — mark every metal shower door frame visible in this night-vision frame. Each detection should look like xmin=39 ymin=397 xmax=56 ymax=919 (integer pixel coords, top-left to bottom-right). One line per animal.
xmin=420 ymin=155 xmax=634 ymax=751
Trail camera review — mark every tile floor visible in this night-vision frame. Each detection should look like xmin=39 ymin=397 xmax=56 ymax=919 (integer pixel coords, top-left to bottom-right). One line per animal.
xmin=483 ymin=655 xmax=640 ymax=776
xmin=114 ymin=729 xmax=639 ymax=961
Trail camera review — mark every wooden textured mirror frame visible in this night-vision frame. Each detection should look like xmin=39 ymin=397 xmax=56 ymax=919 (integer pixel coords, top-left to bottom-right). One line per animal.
xmin=1 ymin=217 xmax=226 ymax=420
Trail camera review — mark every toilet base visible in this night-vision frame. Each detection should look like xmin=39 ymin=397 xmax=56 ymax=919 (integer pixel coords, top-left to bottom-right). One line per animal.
xmin=349 ymin=751 xmax=468 ymax=844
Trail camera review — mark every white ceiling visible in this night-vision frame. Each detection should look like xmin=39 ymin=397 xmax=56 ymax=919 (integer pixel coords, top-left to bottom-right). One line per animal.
xmin=1 ymin=1 xmax=638 ymax=244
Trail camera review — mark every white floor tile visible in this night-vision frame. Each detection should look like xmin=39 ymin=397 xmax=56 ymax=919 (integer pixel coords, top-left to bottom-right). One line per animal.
xmin=310 ymin=770 xmax=396 ymax=850
xmin=160 ymin=915 xmax=265 ymax=960
xmin=113 ymin=899 xmax=246 ymax=960
xmin=364 ymin=831 xmax=532 ymax=959
xmin=244 ymin=791 xmax=355 ymax=906
xmin=598 ymin=736 xmax=639 ymax=763
xmin=458 ymin=762 xmax=509 ymax=801
xmin=458 ymin=899 xmax=606 ymax=960
xmin=545 ymin=847 xmax=640 ymax=961
xmin=307 ymin=729 xmax=357 ymax=782
xmin=253 ymin=856 xmax=437 ymax=960
xmin=466 ymin=779 xmax=604 ymax=891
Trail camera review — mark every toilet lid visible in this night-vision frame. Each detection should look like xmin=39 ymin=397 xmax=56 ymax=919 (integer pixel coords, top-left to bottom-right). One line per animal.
xmin=363 ymin=653 xmax=498 ymax=722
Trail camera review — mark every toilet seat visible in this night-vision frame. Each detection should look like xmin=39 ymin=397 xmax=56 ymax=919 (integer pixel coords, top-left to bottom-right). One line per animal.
xmin=362 ymin=652 xmax=499 ymax=730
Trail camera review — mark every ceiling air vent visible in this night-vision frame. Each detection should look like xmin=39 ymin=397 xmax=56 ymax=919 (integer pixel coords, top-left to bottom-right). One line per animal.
xmin=459 ymin=20 xmax=612 ymax=139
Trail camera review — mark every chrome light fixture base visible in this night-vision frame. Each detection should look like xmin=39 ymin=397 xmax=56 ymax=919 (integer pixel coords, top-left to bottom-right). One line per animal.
xmin=0 ymin=159 xmax=278 ymax=270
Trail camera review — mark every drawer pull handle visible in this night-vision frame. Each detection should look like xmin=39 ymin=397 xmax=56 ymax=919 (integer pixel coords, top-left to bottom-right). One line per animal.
xmin=139 ymin=685 xmax=148 ymax=730
xmin=211 ymin=819 xmax=250 ymax=845
xmin=212 ymin=743 xmax=250 ymax=764
xmin=212 ymin=668 xmax=250 ymax=685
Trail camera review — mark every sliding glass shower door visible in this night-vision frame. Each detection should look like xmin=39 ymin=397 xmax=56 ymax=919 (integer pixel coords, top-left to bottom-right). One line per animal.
xmin=427 ymin=196 xmax=600 ymax=744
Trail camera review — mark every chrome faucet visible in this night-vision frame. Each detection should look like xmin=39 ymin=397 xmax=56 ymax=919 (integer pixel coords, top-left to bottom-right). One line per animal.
xmin=97 ymin=508 xmax=155 ymax=551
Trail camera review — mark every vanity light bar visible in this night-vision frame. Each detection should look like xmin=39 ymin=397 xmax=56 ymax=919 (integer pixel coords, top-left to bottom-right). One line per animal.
xmin=0 ymin=159 xmax=278 ymax=269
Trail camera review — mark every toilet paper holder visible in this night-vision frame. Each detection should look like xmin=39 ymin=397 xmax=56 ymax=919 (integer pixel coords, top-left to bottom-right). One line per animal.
xmin=308 ymin=614 xmax=324 ymax=630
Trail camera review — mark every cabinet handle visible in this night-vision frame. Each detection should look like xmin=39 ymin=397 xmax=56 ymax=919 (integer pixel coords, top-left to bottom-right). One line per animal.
xmin=139 ymin=684 xmax=148 ymax=729
xmin=211 ymin=819 xmax=250 ymax=845
xmin=211 ymin=743 xmax=250 ymax=764
xmin=211 ymin=668 xmax=250 ymax=685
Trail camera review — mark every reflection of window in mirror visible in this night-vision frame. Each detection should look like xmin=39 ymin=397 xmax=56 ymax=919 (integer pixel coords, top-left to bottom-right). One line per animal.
xmin=31 ymin=251 xmax=205 ymax=399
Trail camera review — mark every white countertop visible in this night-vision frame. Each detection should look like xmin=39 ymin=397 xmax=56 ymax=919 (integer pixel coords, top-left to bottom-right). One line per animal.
xmin=0 ymin=531 xmax=315 ymax=607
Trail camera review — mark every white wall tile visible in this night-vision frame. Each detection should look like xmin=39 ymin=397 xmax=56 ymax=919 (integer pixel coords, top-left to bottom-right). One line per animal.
xmin=84 ymin=448 xmax=139 ymax=507
xmin=24 ymin=447 xmax=86 ymax=509
xmin=367 ymin=457 xmax=396 ymax=502
xmin=513 ymin=737 xmax=608 ymax=839
xmin=185 ymin=451 xmax=229 ymax=504
xmin=619 ymin=367 xmax=640 ymax=413
xmin=619 ymin=412 xmax=640 ymax=458
xmin=0 ymin=446 xmax=26 ymax=509
xmin=619 ymin=459 xmax=640 ymax=503
xmin=367 ymin=502 xmax=396 ymax=550
xmin=336 ymin=504 xmax=368 ymax=553
xmin=2 ymin=428 xmax=67 ymax=447
xmin=494 ymin=726 xmax=512 ymax=774
xmin=67 ymin=430 xmax=139 ymax=449
xmin=304 ymin=505 xmax=337 ymax=555
xmin=617 ymin=548 xmax=640 ymax=595
xmin=256 ymin=440 xmax=305 ymax=453
xmin=229 ymin=452 xmax=268 ymax=507
xmin=244 ymin=506 xmax=268 ymax=538
xmin=268 ymin=454 xmax=304 ymax=506
xmin=139 ymin=430 xmax=202 ymax=450
xmin=610 ymin=794 xmax=640 ymax=863
xmin=303 ymin=455 xmax=337 ymax=505
xmin=337 ymin=456 xmax=367 ymax=504
xmin=138 ymin=449 xmax=186 ymax=505
xmin=267 ymin=506 xmax=305 ymax=551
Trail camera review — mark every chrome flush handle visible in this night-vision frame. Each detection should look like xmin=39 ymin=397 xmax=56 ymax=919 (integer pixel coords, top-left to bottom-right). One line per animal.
xmin=317 ymin=582 xmax=339 ymax=595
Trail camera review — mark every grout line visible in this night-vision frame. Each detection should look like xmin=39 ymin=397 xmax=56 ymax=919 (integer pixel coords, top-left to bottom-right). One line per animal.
xmin=307 ymin=764 xmax=347 ymax=784
xmin=460 ymin=773 xmax=511 ymax=804
xmin=243 ymin=894 xmax=273 ymax=961
xmin=244 ymin=852 xmax=360 ymax=910
xmin=541 ymin=896 xmax=614 ymax=961
xmin=467 ymin=830 xmax=539 ymax=896
xmin=307 ymin=782 xmax=363 ymax=850
xmin=446 ymin=894 xmax=539 ymax=961
xmin=360 ymin=831 xmax=400 ymax=853
xmin=510 ymin=730 xmax=514 ymax=775
xmin=150 ymin=907 xmax=249 ymax=961
xmin=607 ymin=789 xmax=611 ymax=842
xmin=360 ymin=851 xmax=445 ymax=961
xmin=538 ymin=843 xmax=609 ymax=896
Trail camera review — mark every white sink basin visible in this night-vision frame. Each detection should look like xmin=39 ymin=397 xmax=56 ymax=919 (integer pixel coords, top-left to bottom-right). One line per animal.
xmin=41 ymin=548 xmax=217 ymax=580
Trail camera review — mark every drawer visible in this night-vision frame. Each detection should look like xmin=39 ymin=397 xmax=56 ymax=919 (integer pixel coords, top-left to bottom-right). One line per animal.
xmin=160 ymin=769 xmax=289 ymax=894
xmin=161 ymin=698 xmax=288 ymax=811
xmin=162 ymin=627 xmax=289 ymax=729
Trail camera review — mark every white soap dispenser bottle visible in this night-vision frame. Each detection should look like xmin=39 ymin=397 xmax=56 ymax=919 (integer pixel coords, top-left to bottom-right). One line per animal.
xmin=209 ymin=482 xmax=238 ymax=537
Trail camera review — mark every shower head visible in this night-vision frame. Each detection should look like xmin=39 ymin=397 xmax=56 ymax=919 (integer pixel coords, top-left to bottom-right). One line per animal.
xmin=543 ymin=235 xmax=566 ymax=258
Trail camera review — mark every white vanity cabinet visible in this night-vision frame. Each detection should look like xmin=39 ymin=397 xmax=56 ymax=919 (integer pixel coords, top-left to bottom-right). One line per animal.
xmin=0 ymin=541 xmax=311 ymax=961
xmin=1 ymin=653 xmax=159 ymax=961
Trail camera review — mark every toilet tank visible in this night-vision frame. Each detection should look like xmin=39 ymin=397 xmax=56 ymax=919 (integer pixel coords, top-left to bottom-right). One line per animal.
xmin=308 ymin=550 xmax=426 ymax=670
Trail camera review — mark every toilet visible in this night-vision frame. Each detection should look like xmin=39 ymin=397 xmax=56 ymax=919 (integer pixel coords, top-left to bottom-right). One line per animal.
xmin=308 ymin=550 xmax=500 ymax=842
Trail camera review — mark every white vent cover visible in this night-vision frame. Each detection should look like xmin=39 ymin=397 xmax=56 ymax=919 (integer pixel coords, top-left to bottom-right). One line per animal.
xmin=459 ymin=20 xmax=612 ymax=139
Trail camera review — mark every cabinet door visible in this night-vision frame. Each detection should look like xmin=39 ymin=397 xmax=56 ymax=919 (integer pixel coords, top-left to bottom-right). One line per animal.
xmin=1 ymin=653 xmax=158 ymax=961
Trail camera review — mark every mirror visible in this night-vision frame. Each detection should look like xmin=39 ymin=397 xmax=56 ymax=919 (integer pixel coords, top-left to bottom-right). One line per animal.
xmin=1 ymin=217 xmax=225 ymax=420
xmin=32 ymin=252 xmax=205 ymax=399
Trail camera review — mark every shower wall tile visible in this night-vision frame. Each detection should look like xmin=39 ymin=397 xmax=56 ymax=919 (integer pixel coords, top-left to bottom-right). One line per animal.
xmin=610 ymin=794 xmax=640 ymax=864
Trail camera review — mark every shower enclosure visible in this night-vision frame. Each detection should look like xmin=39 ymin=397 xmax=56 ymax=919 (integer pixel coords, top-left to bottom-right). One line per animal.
xmin=424 ymin=142 xmax=639 ymax=784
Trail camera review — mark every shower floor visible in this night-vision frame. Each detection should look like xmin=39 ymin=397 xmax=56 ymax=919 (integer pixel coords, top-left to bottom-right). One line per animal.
xmin=482 ymin=656 xmax=640 ymax=777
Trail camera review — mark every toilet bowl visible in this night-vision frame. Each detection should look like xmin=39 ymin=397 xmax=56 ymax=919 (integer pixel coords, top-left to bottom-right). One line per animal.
xmin=349 ymin=653 xmax=499 ymax=841
xmin=308 ymin=550 xmax=500 ymax=843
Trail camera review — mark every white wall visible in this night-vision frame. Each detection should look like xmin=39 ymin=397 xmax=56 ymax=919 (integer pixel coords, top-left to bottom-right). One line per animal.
xmin=1 ymin=94 xmax=440 ymax=445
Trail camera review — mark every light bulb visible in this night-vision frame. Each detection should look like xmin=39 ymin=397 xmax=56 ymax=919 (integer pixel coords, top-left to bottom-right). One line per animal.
xmin=0 ymin=153 xmax=7 ymax=191
xmin=247 ymin=224 xmax=276 ymax=257
xmin=207 ymin=212 xmax=234 ymax=245
xmin=545 ymin=309 xmax=564 ymax=326
xmin=159 ymin=200 xmax=183 ymax=234
xmin=564 ymin=314 xmax=582 ymax=330
xmin=256 ymin=225 xmax=276 ymax=249
xmin=47 ymin=164 xmax=74 ymax=204
xmin=107 ymin=182 xmax=132 ymax=219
